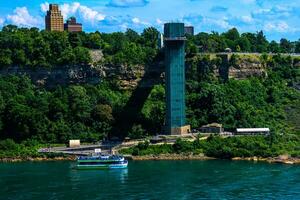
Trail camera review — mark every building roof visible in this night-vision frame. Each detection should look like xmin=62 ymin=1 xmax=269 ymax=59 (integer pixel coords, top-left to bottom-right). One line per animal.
xmin=236 ymin=128 xmax=270 ymax=132
xmin=201 ymin=123 xmax=223 ymax=128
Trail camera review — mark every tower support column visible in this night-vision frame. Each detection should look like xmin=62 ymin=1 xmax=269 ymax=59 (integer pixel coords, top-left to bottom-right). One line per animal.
xmin=164 ymin=23 xmax=190 ymax=135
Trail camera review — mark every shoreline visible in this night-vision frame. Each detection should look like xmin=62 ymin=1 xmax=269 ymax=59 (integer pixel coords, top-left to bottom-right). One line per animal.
xmin=0 ymin=156 xmax=76 ymax=162
xmin=1 ymin=154 xmax=299 ymax=165
xmin=128 ymin=154 xmax=300 ymax=165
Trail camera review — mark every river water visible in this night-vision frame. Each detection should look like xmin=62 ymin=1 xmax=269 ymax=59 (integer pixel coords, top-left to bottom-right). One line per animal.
xmin=0 ymin=160 xmax=299 ymax=200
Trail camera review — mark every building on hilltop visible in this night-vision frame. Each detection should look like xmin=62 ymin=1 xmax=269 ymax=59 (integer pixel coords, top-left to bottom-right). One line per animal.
xmin=64 ymin=17 xmax=83 ymax=32
xmin=184 ymin=26 xmax=194 ymax=36
xmin=164 ymin=22 xmax=191 ymax=135
xmin=45 ymin=4 xmax=64 ymax=32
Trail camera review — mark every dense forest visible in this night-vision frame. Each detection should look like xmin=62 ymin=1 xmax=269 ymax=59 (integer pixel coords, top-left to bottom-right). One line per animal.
xmin=0 ymin=25 xmax=299 ymax=156
xmin=0 ymin=25 xmax=159 ymax=68
xmin=0 ymin=25 xmax=300 ymax=68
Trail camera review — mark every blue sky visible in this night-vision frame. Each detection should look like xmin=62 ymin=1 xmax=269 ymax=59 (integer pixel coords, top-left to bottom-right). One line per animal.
xmin=0 ymin=0 xmax=299 ymax=41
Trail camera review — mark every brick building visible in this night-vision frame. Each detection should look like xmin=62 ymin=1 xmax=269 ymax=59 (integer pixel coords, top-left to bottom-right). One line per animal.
xmin=45 ymin=4 xmax=64 ymax=32
xmin=64 ymin=17 xmax=83 ymax=32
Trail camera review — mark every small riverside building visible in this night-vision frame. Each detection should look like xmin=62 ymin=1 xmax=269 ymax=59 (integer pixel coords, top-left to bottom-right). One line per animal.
xmin=69 ymin=140 xmax=80 ymax=148
xmin=235 ymin=128 xmax=270 ymax=136
xmin=199 ymin=123 xmax=224 ymax=134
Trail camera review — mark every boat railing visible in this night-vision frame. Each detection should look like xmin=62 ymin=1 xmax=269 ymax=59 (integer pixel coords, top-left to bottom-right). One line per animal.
xmin=78 ymin=155 xmax=124 ymax=161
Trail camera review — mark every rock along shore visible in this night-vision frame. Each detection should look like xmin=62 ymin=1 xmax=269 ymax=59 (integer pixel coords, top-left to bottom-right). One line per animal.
xmin=1 ymin=154 xmax=299 ymax=165
xmin=127 ymin=154 xmax=300 ymax=165
xmin=0 ymin=156 xmax=76 ymax=162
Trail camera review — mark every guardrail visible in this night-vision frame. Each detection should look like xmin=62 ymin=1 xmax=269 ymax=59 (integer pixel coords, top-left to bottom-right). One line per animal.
xmin=197 ymin=52 xmax=300 ymax=57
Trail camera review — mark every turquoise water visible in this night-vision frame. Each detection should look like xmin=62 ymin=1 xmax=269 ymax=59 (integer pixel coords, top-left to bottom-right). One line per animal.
xmin=0 ymin=160 xmax=299 ymax=200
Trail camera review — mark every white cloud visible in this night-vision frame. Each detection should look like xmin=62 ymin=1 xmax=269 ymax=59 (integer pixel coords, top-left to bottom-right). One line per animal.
xmin=0 ymin=18 xmax=4 ymax=26
xmin=132 ymin=17 xmax=150 ymax=25
xmin=99 ymin=15 xmax=151 ymax=32
xmin=204 ymin=17 xmax=232 ymax=29
xmin=132 ymin=17 xmax=140 ymax=24
xmin=241 ymin=0 xmax=256 ymax=4
xmin=120 ymin=23 xmax=128 ymax=31
xmin=227 ymin=15 xmax=255 ymax=29
xmin=241 ymin=16 xmax=254 ymax=23
xmin=7 ymin=7 xmax=41 ymax=27
xmin=108 ymin=0 xmax=149 ymax=8
xmin=156 ymin=18 xmax=164 ymax=25
xmin=40 ymin=2 xmax=49 ymax=13
xmin=40 ymin=2 xmax=105 ymax=23
xmin=252 ymin=6 xmax=296 ymax=20
xmin=78 ymin=5 xmax=105 ymax=21
xmin=264 ymin=21 xmax=289 ymax=32
xmin=182 ymin=14 xmax=232 ymax=31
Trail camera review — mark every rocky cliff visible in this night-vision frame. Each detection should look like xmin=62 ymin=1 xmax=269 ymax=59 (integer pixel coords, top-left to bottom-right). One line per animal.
xmin=227 ymin=55 xmax=267 ymax=79
xmin=0 ymin=52 xmax=298 ymax=89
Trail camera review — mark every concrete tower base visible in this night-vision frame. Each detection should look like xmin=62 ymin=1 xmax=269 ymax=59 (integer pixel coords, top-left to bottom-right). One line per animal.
xmin=169 ymin=125 xmax=191 ymax=135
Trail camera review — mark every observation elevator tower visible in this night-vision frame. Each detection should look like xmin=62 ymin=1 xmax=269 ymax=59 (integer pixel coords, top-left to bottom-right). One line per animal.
xmin=164 ymin=23 xmax=191 ymax=135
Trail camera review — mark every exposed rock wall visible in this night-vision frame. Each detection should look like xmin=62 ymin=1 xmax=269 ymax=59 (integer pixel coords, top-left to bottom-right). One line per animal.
xmin=0 ymin=63 xmax=160 ymax=89
xmin=0 ymin=53 xmax=298 ymax=89
xmin=215 ymin=54 xmax=266 ymax=80
xmin=228 ymin=59 xmax=266 ymax=79
xmin=0 ymin=65 xmax=101 ymax=88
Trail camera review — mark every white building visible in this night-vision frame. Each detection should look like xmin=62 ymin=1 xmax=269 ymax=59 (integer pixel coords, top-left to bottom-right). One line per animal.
xmin=235 ymin=128 xmax=270 ymax=136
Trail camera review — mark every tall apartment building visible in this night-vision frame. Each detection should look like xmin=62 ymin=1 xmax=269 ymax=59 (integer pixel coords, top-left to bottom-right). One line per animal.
xmin=64 ymin=17 xmax=82 ymax=32
xmin=45 ymin=4 xmax=64 ymax=32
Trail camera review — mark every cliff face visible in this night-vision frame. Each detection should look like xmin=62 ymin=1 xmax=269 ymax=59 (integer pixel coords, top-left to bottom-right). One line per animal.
xmin=0 ymin=65 xmax=101 ymax=87
xmin=0 ymin=64 xmax=147 ymax=89
xmin=228 ymin=56 xmax=266 ymax=79
xmin=0 ymin=52 xmax=298 ymax=89
xmin=0 ymin=50 xmax=149 ymax=89
xmin=216 ymin=54 xmax=300 ymax=80
xmin=0 ymin=63 xmax=162 ymax=89
xmin=96 ymin=64 xmax=146 ymax=89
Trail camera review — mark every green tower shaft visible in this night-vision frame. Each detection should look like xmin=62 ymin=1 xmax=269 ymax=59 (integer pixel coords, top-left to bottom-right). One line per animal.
xmin=164 ymin=23 xmax=190 ymax=135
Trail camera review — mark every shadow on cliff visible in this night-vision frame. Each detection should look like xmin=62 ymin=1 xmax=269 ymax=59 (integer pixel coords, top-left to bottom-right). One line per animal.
xmin=112 ymin=53 xmax=164 ymax=139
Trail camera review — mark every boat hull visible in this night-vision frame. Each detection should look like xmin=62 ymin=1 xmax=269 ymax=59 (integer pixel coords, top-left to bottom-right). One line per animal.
xmin=76 ymin=155 xmax=128 ymax=170
xmin=77 ymin=163 xmax=128 ymax=170
xmin=77 ymin=160 xmax=128 ymax=169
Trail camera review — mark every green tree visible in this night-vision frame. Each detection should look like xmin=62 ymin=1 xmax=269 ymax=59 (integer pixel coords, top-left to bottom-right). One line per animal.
xmin=69 ymin=32 xmax=83 ymax=48
xmin=49 ymin=120 xmax=71 ymax=143
xmin=141 ymin=27 xmax=159 ymax=48
xmin=128 ymin=124 xmax=146 ymax=139
xmin=280 ymin=38 xmax=293 ymax=53
xmin=142 ymin=85 xmax=165 ymax=133
xmin=93 ymin=104 xmax=114 ymax=123
xmin=57 ymin=47 xmax=76 ymax=65
xmin=0 ymin=93 xmax=4 ymax=133
xmin=73 ymin=46 xmax=91 ymax=64
xmin=236 ymin=37 xmax=251 ymax=52
xmin=13 ymin=49 xmax=27 ymax=66
xmin=256 ymin=31 xmax=268 ymax=53
xmin=68 ymin=86 xmax=92 ymax=122
xmin=223 ymin=28 xmax=240 ymax=41
xmin=0 ymin=49 xmax=12 ymax=67
xmin=269 ymin=41 xmax=280 ymax=53
xmin=85 ymin=32 xmax=102 ymax=49
xmin=125 ymin=29 xmax=140 ymax=43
